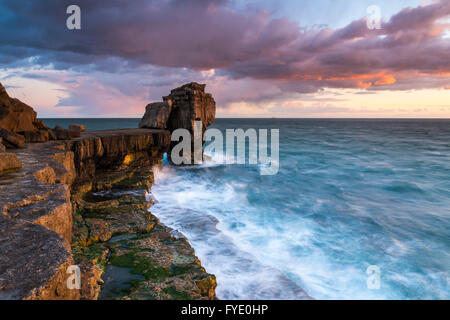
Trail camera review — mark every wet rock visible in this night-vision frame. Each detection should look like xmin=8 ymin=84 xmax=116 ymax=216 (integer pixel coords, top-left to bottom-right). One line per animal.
xmin=0 ymin=152 xmax=22 ymax=175
xmin=139 ymin=101 xmax=172 ymax=129
xmin=0 ymin=128 xmax=25 ymax=148
xmin=69 ymin=124 xmax=87 ymax=133
xmin=77 ymin=247 xmax=109 ymax=300
xmin=72 ymin=170 xmax=217 ymax=300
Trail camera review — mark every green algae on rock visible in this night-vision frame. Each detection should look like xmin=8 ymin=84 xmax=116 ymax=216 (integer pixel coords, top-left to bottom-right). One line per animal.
xmin=72 ymin=172 xmax=217 ymax=300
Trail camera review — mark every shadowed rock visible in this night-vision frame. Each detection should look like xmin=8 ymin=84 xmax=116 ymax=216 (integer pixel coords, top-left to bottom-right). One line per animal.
xmin=139 ymin=101 xmax=172 ymax=129
xmin=138 ymin=82 xmax=216 ymax=163
xmin=0 ymin=128 xmax=25 ymax=148
xmin=69 ymin=124 xmax=87 ymax=133
xmin=22 ymin=130 xmax=50 ymax=143
xmin=0 ymin=83 xmax=44 ymax=133
xmin=165 ymin=82 xmax=216 ymax=134
xmin=53 ymin=125 xmax=80 ymax=140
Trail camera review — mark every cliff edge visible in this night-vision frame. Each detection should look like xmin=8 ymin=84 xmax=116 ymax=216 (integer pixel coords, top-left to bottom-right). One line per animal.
xmin=0 ymin=84 xmax=217 ymax=300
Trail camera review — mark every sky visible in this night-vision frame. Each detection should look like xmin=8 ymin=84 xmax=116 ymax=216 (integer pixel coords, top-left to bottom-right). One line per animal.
xmin=0 ymin=0 xmax=449 ymax=118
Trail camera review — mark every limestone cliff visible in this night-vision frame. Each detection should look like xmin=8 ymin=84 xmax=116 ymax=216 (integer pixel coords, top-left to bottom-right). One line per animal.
xmin=0 ymin=129 xmax=216 ymax=300
xmin=0 ymin=82 xmax=218 ymax=300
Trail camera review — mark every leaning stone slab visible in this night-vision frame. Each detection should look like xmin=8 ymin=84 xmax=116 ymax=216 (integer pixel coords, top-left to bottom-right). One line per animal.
xmin=139 ymin=101 xmax=172 ymax=129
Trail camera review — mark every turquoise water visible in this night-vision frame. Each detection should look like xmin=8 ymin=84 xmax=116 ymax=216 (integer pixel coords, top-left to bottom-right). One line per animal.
xmin=44 ymin=118 xmax=450 ymax=299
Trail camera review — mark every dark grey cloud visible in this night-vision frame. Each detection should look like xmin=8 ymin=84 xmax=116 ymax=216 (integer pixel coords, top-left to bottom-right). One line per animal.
xmin=0 ymin=0 xmax=448 ymax=106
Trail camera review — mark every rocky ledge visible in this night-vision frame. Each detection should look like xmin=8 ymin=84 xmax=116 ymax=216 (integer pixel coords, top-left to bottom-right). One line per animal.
xmin=0 ymin=83 xmax=217 ymax=300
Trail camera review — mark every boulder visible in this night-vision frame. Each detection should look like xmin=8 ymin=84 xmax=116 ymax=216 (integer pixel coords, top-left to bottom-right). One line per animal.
xmin=0 ymin=83 xmax=46 ymax=133
xmin=0 ymin=137 xmax=5 ymax=152
xmin=53 ymin=126 xmax=80 ymax=140
xmin=0 ymin=128 xmax=25 ymax=148
xmin=69 ymin=124 xmax=86 ymax=132
xmin=21 ymin=130 xmax=50 ymax=143
xmin=0 ymin=153 xmax=22 ymax=175
xmin=139 ymin=101 xmax=172 ymax=129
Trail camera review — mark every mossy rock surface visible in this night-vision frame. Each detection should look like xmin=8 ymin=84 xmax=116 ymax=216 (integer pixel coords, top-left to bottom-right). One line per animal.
xmin=71 ymin=166 xmax=216 ymax=300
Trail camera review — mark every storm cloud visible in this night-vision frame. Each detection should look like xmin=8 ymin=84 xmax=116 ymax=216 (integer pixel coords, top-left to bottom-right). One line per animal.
xmin=0 ymin=0 xmax=449 ymax=115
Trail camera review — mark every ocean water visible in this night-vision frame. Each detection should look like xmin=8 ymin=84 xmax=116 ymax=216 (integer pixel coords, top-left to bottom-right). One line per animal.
xmin=44 ymin=118 xmax=450 ymax=299
xmin=42 ymin=118 xmax=140 ymax=131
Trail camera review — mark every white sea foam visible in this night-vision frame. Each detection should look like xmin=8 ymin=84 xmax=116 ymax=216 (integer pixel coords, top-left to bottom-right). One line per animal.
xmin=150 ymin=165 xmax=310 ymax=299
xmin=148 ymin=120 xmax=450 ymax=300
xmin=149 ymin=164 xmax=407 ymax=299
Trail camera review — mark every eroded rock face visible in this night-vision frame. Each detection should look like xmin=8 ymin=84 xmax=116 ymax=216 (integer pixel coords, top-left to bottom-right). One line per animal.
xmin=0 ymin=128 xmax=201 ymax=300
xmin=0 ymin=83 xmax=43 ymax=133
xmin=0 ymin=128 xmax=25 ymax=148
xmin=72 ymin=172 xmax=217 ymax=301
xmin=139 ymin=102 xmax=172 ymax=129
xmin=138 ymin=82 xmax=216 ymax=163
xmin=0 ymin=84 xmax=88 ymax=149
xmin=0 ymin=217 xmax=79 ymax=300
xmin=22 ymin=129 xmax=50 ymax=143
xmin=165 ymin=82 xmax=216 ymax=134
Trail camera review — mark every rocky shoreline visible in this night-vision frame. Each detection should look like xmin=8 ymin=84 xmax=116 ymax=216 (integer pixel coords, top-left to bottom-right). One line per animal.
xmin=0 ymin=83 xmax=218 ymax=300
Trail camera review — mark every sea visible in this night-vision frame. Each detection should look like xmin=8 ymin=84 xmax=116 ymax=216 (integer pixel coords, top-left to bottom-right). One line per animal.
xmin=42 ymin=118 xmax=450 ymax=300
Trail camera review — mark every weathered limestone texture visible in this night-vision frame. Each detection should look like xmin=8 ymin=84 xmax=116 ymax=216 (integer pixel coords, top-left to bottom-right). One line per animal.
xmin=138 ymin=82 xmax=216 ymax=162
xmin=0 ymin=128 xmax=216 ymax=300
xmin=139 ymin=102 xmax=172 ymax=129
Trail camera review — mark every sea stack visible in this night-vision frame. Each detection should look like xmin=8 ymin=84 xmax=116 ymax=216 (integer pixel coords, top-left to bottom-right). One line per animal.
xmin=139 ymin=82 xmax=216 ymax=163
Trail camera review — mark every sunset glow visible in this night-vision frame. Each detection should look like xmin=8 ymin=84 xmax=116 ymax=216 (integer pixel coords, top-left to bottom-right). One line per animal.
xmin=0 ymin=0 xmax=449 ymax=118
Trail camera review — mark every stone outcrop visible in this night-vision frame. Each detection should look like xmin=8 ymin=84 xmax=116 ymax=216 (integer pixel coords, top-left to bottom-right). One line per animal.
xmin=0 ymin=82 xmax=218 ymax=300
xmin=139 ymin=82 xmax=216 ymax=162
xmin=139 ymin=82 xmax=216 ymax=134
xmin=164 ymin=82 xmax=216 ymax=135
xmin=139 ymin=102 xmax=172 ymax=129
xmin=0 ymin=84 xmax=87 ymax=150
xmin=0 ymin=83 xmax=42 ymax=133
xmin=0 ymin=128 xmax=25 ymax=148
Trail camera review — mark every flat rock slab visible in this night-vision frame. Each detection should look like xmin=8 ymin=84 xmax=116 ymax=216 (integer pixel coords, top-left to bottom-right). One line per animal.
xmin=0 ymin=128 xmax=171 ymax=300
